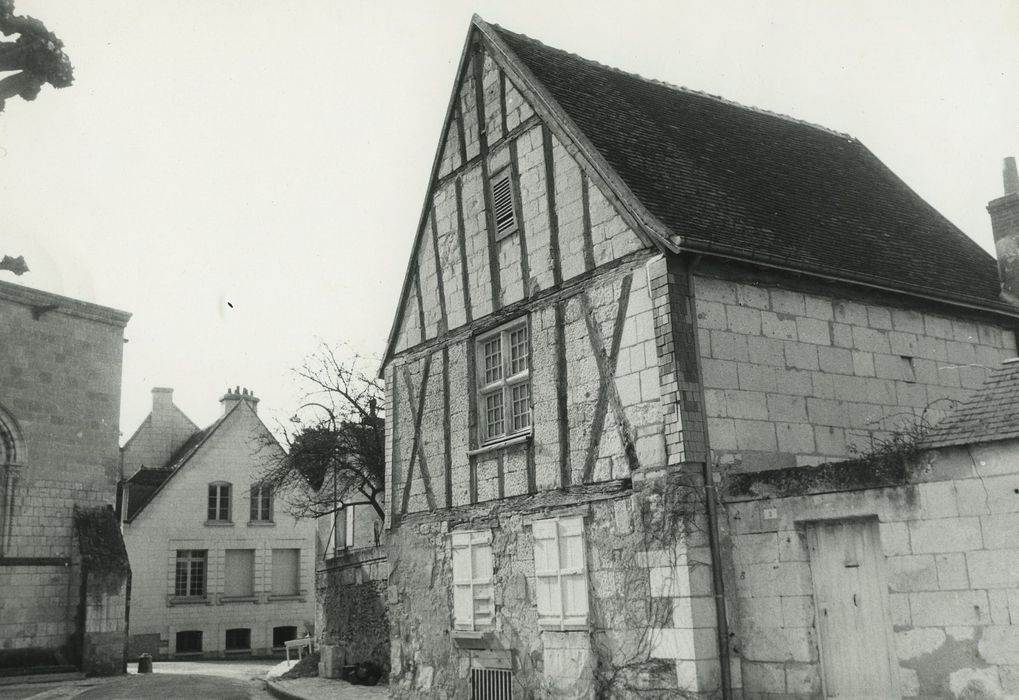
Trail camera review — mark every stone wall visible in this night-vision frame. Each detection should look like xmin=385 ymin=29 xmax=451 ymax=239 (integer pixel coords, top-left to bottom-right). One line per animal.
xmin=0 ymin=281 xmax=128 ymax=658
xmin=316 ymin=545 xmax=389 ymax=675
xmin=387 ymin=478 xmax=728 ymax=699
xmin=723 ymin=438 xmax=1019 ymax=699
xmin=694 ymin=265 xmax=1017 ymax=472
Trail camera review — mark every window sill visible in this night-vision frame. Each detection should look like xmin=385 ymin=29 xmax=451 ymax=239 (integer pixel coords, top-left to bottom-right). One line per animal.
xmin=168 ymin=596 xmax=211 ymax=606
xmin=267 ymin=593 xmax=305 ymax=602
xmin=224 ymin=649 xmax=252 ymax=655
xmin=468 ymin=432 xmax=531 ymax=456
xmin=247 ymin=520 xmax=275 ymax=527
xmin=220 ymin=596 xmax=258 ymax=604
xmin=204 ymin=520 xmax=234 ymax=527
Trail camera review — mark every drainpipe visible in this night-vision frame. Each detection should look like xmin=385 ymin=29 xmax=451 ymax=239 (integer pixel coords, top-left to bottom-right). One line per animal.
xmin=685 ymin=255 xmax=733 ymax=699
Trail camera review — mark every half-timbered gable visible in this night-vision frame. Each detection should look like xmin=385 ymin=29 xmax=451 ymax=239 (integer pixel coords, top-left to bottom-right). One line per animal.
xmin=383 ymin=20 xmax=666 ymax=526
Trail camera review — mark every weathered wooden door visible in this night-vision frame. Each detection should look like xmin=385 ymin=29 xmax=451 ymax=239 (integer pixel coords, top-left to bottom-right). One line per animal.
xmin=806 ymin=519 xmax=900 ymax=699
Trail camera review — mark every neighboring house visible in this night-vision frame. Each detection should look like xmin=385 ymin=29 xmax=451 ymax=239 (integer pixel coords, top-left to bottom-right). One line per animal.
xmin=315 ymin=497 xmax=389 ymax=678
xmin=0 ymin=279 xmax=131 ymax=675
xmin=379 ymin=16 xmax=1019 ymax=699
xmin=119 ymin=387 xmax=316 ymax=659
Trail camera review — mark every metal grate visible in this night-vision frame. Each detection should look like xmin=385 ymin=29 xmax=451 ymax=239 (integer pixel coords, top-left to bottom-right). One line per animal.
xmin=472 ymin=668 xmax=513 ymax=700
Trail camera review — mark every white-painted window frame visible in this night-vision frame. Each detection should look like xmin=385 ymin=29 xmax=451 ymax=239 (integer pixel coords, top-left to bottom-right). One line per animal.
xmin=475 ymin=318 xmax=531 ymax=445
xmin=249 ymin=483 xmax=273 ymax=522
xmin=532 ymin=515 xmax=589 ymax=630
xmin=451 ymin=529 xmax=495 ymax=631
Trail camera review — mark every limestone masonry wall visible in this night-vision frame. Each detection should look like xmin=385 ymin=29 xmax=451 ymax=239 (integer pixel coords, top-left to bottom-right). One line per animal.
xmin=694 ymin=270 xmax=1016 ymax=472
xmin=724 ymin=441 xmax=1019 ymax=699
xmin=0 ymin=286 xmax=127 ymax=655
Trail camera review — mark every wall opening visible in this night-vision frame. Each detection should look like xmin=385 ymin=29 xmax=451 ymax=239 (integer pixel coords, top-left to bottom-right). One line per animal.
xmin=175 ymin=630 xmax=203 ymax=654
xmin=272 ymin=625 xmax=297 ymax=649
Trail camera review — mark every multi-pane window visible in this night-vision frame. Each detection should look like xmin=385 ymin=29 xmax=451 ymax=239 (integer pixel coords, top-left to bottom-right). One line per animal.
xmin=174 ymin=549 xmax=207 ymax=598
xmin=451 ymin=529 xmax=494 ymax=630
xmin=490 ymin=170 xmax=518 ymax=240
xmin=532 ymin=516 xmax=589 ymax=630
xmin=476 ymin=320 xmax=530 ymax=444
xmin=250 ymin=484 xmax=272 ymax=522
xmin=207 ymin=482 xmax=231 ymax=521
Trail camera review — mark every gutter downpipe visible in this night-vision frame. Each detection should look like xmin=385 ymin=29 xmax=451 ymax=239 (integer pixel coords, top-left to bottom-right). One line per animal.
xmin=686 ymin=254 xmax=733 ymax=699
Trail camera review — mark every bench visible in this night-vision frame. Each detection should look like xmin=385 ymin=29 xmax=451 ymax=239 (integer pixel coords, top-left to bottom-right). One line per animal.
xmin=284 ymin=636 xmax=314 ymax=663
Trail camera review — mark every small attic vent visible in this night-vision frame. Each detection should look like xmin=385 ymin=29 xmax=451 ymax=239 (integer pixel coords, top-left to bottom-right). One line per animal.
xmin=491 ymin=171 xmax=518 ymax=239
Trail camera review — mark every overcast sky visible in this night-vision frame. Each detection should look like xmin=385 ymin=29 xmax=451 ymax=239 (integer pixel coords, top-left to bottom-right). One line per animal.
xmin=2 ymin=0 xmax=1017 ymax=435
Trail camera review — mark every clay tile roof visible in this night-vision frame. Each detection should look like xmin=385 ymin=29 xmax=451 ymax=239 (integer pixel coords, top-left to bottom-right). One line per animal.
xmin=924 ymin=360 xmax=1019 ymax=448
xmin=492 ymin=24 xmax=1005 ymax=308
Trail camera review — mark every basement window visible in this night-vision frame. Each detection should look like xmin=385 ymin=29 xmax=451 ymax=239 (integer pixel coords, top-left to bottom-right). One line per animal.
xmin=225 ymin=628 xmax=251 ymax=652
xmin=490 ymin=169 xmax=519 ymax=240
xmin=175 ymin=630 xmax=203 ymax=654
xmin=272 ymin=625 xmax=298 ymax=649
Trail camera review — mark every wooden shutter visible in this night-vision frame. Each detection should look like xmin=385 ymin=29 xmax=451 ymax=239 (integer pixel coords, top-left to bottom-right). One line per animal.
xmin=224 ymin=549 xmax=254 ymax=597
xmin=533 ymin=516 xmax=589 ymax=629
xmin=452 ymin=530 xmax=493 ymax=630
xmin=271 ymin=548 xmax=299 ymax=596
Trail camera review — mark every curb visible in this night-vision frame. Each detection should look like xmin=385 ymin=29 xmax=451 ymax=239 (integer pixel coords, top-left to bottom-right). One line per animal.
xmin=264 ymin=678 xmax=309 ymax=700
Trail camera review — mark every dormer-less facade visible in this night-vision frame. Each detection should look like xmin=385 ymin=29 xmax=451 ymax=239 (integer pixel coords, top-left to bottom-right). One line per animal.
xmin=120 ymin=388 xmax=316 ymax=660
xmin=382 ymin=17 xmax=1019 ymax=699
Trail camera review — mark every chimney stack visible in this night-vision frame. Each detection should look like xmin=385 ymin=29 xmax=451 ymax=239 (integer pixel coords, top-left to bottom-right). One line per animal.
xmin=219 ymin=386 xmax=259 ymax=416
xmin=988 ymin=157 xmax=1019 ymax=301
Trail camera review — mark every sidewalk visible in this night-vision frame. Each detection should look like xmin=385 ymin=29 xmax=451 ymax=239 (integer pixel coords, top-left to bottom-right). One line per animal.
xmin=264 ymin=660 xmax=388 ymax=700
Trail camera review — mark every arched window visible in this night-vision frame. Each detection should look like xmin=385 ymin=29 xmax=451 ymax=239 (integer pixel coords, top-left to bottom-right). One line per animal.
xmin=0 ymin=404 xmax=26 ymax=556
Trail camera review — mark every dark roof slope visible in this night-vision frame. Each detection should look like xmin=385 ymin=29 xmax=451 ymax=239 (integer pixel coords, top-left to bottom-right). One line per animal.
xmin=924 ymin=361 xmax=1019 ymax=448
xmin=493 ymin=25 xmax=1004 ymax=308
xmin=123 ymin=415 xmax=229 ymax=522
xmin=124 ymin=467 xmax=174 ymax=520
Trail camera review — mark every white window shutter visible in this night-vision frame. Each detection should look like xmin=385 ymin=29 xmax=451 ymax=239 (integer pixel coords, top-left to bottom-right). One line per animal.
xmin=532 ymin=519 xmax=559 ymax=574
xmin=453 ymin=584 xmax=473 ymax=628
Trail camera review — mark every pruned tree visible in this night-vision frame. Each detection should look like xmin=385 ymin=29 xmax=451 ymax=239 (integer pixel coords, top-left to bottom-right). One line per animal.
xmin=259 ymin=344 xmax=385 ymax=523
xmin=0 ymin=0 xmax=74 ymax=113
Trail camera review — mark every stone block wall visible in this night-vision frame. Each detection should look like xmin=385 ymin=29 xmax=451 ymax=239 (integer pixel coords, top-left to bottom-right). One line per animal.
xmin=723 ymin=439 xmax=1019 ymax=699
xmin=0 ymin=282 xmax=128 ymax=657
xmin=694 ymin=267 xmax=1016 ymax=472
xmin=317 ymin=545 xmax=389 ymax=674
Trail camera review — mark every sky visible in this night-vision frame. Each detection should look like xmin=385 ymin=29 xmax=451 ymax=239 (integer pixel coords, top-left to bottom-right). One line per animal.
xmin=2 ymin=0 xmax=1017 ymax=436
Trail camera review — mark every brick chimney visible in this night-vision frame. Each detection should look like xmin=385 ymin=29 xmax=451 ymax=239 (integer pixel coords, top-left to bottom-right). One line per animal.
xmin=150 ymin=387 xmax=176 ymax=447
xmin=220 ymin=386 xmax=259 ymax=416
xmin=989 ymin=157 xmax=1019 ymax=301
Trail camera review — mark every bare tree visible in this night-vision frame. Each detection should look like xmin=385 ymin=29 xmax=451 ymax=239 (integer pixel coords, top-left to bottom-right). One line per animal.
xmin=0 ymin=0 xmax=74 ymax=113
xmin=260 ymin=344 xmax=385 ymax=523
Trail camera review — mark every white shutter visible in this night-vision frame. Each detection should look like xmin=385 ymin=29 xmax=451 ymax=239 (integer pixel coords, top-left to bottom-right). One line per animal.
xmin=533 ymin=516 xmax=589 ymax=629
xmin=451 ymin=529 xmax=493 ymax=630
xmin=224 ymin=549 xmax=254 ymax=597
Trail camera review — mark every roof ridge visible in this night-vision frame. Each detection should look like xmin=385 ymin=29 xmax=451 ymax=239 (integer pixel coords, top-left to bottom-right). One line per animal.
xmin=489 ymin=22 xmax=856 ymax=143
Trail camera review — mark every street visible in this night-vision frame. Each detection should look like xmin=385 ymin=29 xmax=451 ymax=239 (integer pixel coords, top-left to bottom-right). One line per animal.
xmin=1 ymin=660 xmax=278 ymax=700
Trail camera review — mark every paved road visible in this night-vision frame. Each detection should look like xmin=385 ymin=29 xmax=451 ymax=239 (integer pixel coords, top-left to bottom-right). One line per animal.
xmin=1 ymin=660 xmax=278 ymax=699
xmin=75 ymin=673 xmax=272 ymax=699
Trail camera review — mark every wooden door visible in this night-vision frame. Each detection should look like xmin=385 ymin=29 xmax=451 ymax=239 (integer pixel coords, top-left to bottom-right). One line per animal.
xmin=806 ymin=519 xmax=900 ymax=699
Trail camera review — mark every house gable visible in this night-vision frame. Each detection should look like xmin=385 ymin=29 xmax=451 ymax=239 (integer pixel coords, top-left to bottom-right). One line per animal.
xmin=124 ymin=402 xmax=280 ymax=525
xmin=384 ymin=17 xmax=660 ymax=367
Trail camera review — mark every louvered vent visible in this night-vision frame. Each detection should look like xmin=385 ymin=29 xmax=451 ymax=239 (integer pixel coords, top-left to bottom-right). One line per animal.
xmin=491 ymin=174 xmax=517 ymax=238
xmin=472 ymin=668 xmax=512 ymax=700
